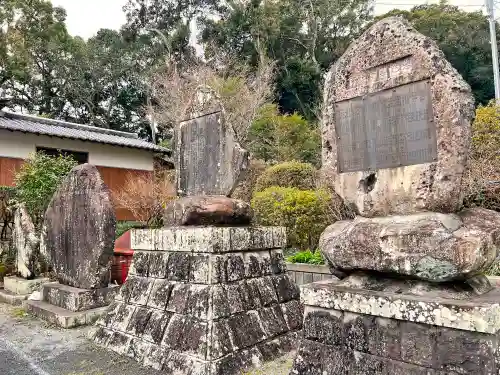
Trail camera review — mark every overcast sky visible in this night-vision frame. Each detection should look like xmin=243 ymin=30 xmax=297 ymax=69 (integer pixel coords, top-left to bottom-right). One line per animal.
xmin=50 ymin=0 xmax=485 ymax=40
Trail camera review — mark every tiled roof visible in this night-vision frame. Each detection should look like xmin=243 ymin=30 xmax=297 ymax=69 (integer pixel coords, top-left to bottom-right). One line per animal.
xmin=0 ymin=110 xmax=170 ymax=154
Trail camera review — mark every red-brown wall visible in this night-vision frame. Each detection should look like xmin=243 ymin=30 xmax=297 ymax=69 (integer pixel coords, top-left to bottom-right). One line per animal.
xmin=0 ymin=157 xmax=24 ymax=186
xmin=0 ymin=156 xmax=153 ymax=221
xmin=97 ymin=166 xmax=153 ymax=221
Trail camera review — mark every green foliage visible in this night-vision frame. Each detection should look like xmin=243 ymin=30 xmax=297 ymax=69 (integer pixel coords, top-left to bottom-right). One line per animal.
xmin=377 ymin=1 xmax=495 ymax=105
xmin=255 ymin=162 xmax=317 ymax=192
xmin=252 ymin=187 xmax=334 ymax=250
xmin=248 ymin=105 xmax=321 ymax=166
xmin=14 ymin=152 xmax=77 ymax=226
xmin=116 ymin=221 xmax=143 ymax=239
xmin=286 ymin=250 xmax=325 ymax=265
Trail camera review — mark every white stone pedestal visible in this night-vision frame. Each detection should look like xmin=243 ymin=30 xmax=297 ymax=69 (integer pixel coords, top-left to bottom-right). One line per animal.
xmin=0 ymin=276 xmax=50 ymax=306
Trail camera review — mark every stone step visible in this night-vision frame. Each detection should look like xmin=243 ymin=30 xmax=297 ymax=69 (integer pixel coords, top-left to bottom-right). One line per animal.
xmin=25 ymin=300 xmax=107 ymax=328
xmin=0 ymin=288 xmax=28 ymax=306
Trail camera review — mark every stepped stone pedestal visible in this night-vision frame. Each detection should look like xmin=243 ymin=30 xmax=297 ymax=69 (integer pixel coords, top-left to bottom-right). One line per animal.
xmin=91 ymin=226 xmax=303 ymax=375
xmin=0 ymin=276 xmax=50 ymax=305
xmin=26 ymin=283 xmax=119 ymax=328
xmin=291 ymin=276 xmax=500 ymax=374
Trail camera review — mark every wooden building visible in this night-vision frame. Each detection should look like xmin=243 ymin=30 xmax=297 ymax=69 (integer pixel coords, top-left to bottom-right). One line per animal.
xmin=0 ymin=110 xmax=171 ymax=221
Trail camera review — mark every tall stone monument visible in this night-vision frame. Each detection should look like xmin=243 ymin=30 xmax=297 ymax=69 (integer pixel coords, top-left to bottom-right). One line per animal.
xmin=92 ymin=89 xmax=302 ymax=375
xmin=0 ymin=204 xmax=50 ymax=305
xmin=25 ymin=164 xmax=118 ymax=328
xmin=290 ymin=17 xmax=500 ymax=374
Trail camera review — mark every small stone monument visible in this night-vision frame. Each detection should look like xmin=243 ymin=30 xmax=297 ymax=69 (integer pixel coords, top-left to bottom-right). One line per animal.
xmin=25 ymin=164 xmax=118 ymax=328
xmin=0 ymin=205 xmax=50 ymax=305
xmin=93 ymin=89 xmax=302 ymax=375
xmin=290 ymin=17 xmax=500 ymax=374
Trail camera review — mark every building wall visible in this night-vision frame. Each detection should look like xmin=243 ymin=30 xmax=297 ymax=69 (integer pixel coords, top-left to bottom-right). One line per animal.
xmin=0 ymin=129 xmax=154 ymax=171
xmin=0 ymin=130 xmax=157 ymax=221
xmin=0 ymin=157 xmax=24 ymax=186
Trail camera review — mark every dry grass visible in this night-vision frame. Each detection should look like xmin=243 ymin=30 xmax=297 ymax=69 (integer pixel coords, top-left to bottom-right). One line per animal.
xmin=114 ymin=171 xmax=176 ymax=225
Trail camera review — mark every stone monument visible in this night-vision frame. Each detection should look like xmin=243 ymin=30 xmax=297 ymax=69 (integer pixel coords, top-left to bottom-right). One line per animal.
xmin=92 ymin=89 xmax=303 ymax=375
xmin=290 ymin=17 xmax=500 ymax=374
xmin=0 ymin=204 xmax=50 ymax=305
xmin=25 ymin=164 xmax=119 ymax=328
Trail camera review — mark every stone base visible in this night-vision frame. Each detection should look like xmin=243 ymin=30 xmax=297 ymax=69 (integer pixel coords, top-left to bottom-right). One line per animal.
xmin=25 ymin=300 xmax=107 ymax=328
xmin=0 ymin=288 xmax=29 ymax=305
xmin=4 ymin=276 xmax=51 ymax=296
xmin=42 ymin=283 xmax=119 ymax=312
xmin=290 ymin=277 xmax=500 ymax=374
xmin=92 ymin=226 xmax=303 ymax=375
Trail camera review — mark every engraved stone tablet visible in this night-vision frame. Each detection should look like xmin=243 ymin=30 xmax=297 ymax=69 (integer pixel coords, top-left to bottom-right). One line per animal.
xmin=321 ymin=17 xmax=475 ymax=217
xmin=336 ymin=80 xmax=437 ymax=173
xmin=176 ymin=89 xmax=249 ymax=196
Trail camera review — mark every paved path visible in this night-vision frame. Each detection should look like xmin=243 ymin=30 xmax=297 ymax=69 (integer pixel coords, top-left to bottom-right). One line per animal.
xmin=0 ymin=303 xmax=294 ymax=375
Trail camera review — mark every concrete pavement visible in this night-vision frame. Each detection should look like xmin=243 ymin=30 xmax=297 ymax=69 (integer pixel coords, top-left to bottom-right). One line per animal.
xmin=0 ymin=303 xmax=294 ymax=375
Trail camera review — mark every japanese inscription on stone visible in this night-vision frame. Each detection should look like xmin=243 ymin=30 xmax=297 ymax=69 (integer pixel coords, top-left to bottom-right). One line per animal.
xmin=179 ymin=112 xmax=221 ymax=196
xmin=177 ymin=110 xmax=249 ymax=197
xmin=335 ymin=80 xmax=437 ymax=173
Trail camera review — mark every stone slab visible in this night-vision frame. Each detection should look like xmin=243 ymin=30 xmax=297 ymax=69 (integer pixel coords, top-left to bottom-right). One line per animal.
xmin=301 ymin=277 xmax=500 ymax=334
xmin=321 ymin=17 xmax=475 ymax=216
xmin=4 ymin=276 xmax=50 ymax=295
xmin=12 ymin=204 xmax=39 ymax=279
xmin=0 ymin=288 xmax=29 ymax=306
xmin=40 ymin=163 xmax=116 ymax=289
xmin=42 ymin=283 xmax=119 ymax=312
xmin=131 ymin=226 xmax=286 ymax=252
xmin=175 ymin=88 xmax=249 ymax=197
xmin=25 ymin=300 xmax=108 ymax=328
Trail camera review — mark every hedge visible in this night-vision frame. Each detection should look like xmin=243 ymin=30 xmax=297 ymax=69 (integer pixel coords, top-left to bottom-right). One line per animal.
xmin=254 ymin=161 xmax=317 ymax=192
xmin=251 ymin=186 xmax=334 ymax=250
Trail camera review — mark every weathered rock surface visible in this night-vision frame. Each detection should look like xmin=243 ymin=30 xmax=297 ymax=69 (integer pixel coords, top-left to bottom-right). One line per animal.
xmin=163 ymin=196 xmax=252 ymax=226
xmin=40 ymin=164 xmax=116 ymax=289
xmin=175 ymin=87 xmax=249 ymax=197
xmin=13 ymin=204 xmax=39 ymax=279
xmin=92 ymin=226 xmax=301 ymax=375
xmin=291 ymin=278 xmax=500 ymax=374
xmin=321 ymin=17 xmax=475 ymax=217
xmin=319 ymin=208 xmax=500 ymax=282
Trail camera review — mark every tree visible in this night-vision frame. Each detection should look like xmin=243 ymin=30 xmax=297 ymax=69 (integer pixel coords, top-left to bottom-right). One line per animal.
xmin=0 ymin=0 xmax=83 ymax=117
xmin=200 ymin=0 xmax=373 ymax=120
xmin=377 ymin=1 xmax=496 ymax=105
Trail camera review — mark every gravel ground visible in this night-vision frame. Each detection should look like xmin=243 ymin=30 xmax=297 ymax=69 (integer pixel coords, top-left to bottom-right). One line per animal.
xmin=0 ymin=303 xmax=295 ymax=375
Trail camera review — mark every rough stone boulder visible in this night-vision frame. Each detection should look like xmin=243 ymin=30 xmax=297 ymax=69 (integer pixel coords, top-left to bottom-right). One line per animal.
xmin=319 ymin=208 xmax=500 ymax=282
xmin=321 ymin=17 xmax=475 ymax=217
xmin=12 ymin=204 xmax=39 ymax=279
xmin=164 ymin=196 xmax=252 ymax=226
xmin=40 ymin=164 xmax=116 ymax=289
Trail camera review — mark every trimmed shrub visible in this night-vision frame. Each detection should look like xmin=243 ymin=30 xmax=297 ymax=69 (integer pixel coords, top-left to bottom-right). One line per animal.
xmin=15 ymin=152 xmax=77 ymax=227
xmin=463 ymin=101 xmax=500 ymax=211
xmin=251 ymin=187 xmax=334 ymax=250
xmin=286 ymin=250 xmax=324 ymax=265
xmin=254 ymin=161 xmax=317 ymax=192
